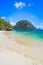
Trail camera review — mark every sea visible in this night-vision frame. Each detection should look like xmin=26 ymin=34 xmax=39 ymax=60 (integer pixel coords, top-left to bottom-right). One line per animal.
xmin=9 ymin=29 xmax=43 ymax=44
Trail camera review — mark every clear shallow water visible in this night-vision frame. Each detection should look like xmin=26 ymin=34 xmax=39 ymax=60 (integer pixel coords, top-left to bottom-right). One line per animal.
xmin=10 ymin=29 xmax=43 ymax=42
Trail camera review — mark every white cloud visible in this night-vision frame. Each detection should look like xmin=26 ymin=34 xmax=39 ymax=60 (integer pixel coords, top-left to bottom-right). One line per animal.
xmin=8 ymin=16 xmax=16 ymax=26
xmin=28 ymin=3 xmax=33 ymax=7
xmin=41 ymin=23 xmax=43 ymax=25
xmin=40 ymin=22 xmax=43 ymax=29
xmin=10 ymin=21 xmax=16 ymax=26
xmin=14 ymin=2 xmax=26 ymax=9
xmin=37 ymin=25 xmax=43 ymax=29
xmin=31 ymin=15 xmax=34 ymax=18
xmin=1 ymin=16 xmax=6 ymax=19
xmin=36 ymin=22 xmax=43 ymax=29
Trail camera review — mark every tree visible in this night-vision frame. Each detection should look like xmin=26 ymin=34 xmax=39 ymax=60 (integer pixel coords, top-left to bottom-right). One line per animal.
xmin=0 ymin=17 xmax=12 ymax=30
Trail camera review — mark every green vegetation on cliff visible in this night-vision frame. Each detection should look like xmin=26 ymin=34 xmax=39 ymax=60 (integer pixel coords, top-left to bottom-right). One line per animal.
xmin=0 ymin=18 xmax=12 ymax=30
xmin=13 ymin=20 xmax=36 ymax=30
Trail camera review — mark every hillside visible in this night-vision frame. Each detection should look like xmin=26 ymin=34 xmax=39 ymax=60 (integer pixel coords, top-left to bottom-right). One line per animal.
xmin=13 ymin=20 xmax=36 ymax=30
xmin=0 ymin=18 xmax=12 ymax=30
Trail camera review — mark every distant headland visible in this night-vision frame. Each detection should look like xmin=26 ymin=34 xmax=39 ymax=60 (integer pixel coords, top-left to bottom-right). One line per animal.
xmin=13 ymin=20 xmax=36 ymax=30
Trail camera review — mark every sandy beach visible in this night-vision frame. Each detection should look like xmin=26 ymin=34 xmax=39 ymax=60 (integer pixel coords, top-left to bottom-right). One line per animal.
xmin=0 ymin=31 xmax=43 ymax=65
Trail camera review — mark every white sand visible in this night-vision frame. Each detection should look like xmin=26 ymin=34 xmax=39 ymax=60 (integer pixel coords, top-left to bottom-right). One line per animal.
xmin=0 ymin=52 xmax=42 ymax=65
xmin=0 ymin=31 xmax=43 ymax=65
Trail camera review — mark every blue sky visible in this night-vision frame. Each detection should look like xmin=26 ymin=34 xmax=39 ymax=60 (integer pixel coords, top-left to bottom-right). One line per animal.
xmin=0 ymin=0 xmax=43 ymax=29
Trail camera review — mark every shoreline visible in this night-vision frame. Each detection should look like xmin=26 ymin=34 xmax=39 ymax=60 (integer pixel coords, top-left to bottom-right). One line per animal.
xmin=0 ymin=31 xmax=43 ymax=65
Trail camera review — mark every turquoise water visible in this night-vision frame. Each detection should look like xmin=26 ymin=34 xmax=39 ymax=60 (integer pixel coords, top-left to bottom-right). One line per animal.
xmin=10 ymin=29 xmax=43 ymax=42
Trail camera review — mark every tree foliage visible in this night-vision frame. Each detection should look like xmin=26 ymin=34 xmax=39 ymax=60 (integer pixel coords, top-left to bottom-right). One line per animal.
xmin=0 ymin=18 xmax=12 ymax=30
